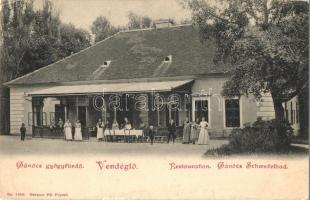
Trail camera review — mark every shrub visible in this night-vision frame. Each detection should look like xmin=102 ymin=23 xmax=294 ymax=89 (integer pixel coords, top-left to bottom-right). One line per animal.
xmin=206 ymin=119 xmax=293 ymax=155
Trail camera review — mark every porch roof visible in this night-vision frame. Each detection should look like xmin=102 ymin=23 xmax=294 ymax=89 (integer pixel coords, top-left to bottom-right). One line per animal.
xmin=27 ymin=80 xmax=193 ymax=96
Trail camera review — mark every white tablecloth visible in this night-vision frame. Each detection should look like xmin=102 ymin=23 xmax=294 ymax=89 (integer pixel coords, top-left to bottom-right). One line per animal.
xmin=104 ymin=129 xmax=143 ymax=137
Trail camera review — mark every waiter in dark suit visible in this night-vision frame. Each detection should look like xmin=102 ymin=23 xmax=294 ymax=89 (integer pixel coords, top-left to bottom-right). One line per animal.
xmin=148 ymin=125 xmax=155 ymax=145
xmin=167 ymin=119 xmax=176 ymax=143
xmin=20 ymin=123 xmax=26 ymax=141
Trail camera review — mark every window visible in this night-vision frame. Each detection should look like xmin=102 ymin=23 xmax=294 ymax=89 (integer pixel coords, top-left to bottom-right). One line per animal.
xmin=164 ymin=55 xmax=172 ymax=63
xmin=225 ymin=99 xmax=240 ymax=127
xmin=195 ymin=100 xmax=208 ymax=122
xmin=284 ymin=102 xmax=288 ymax=120
xmin=290 ymin=102 xmax=293 ymax=124
xmin=296 ymin=102 xmax=299 ymax=123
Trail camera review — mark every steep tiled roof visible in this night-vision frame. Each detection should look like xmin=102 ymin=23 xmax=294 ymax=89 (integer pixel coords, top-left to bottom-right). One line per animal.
xmin=6 ymin=25 xmax=230 ymax=85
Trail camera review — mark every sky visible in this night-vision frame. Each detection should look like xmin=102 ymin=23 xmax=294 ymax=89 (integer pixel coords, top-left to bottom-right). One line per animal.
xmin=34 ymin=0 xmax=192 ymax=31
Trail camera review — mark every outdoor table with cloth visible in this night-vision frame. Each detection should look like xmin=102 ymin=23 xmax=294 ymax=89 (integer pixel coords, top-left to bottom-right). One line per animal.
xmin=104 ymin=129 xmax=144 ymax=142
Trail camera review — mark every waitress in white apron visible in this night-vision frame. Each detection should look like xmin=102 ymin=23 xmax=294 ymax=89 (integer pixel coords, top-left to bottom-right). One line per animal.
xmin=64 ymin=119 xmax=72 ymax=141
xmin=96 ymin=118 xmax=104 ymax=141
xmin=74 ymin=120 xmax=83 ymax=141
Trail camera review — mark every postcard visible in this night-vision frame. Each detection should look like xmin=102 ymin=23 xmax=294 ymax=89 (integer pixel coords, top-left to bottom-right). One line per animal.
xmin=0 ymin=0 xmax=308 ymax=199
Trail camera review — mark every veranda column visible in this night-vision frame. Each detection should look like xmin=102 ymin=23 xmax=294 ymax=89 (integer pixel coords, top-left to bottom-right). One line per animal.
xmin=114 ymin=108 xmax=117 ymax=122
xmin=76 ymin=96 xmax=79 ymax=122
xmin=101 ymin=98 xmax=106 ymax=124
xmin=157 ymin=107 xmax=160 ymax=127
xmin=64 ymin=106 xmax=67 ymax=121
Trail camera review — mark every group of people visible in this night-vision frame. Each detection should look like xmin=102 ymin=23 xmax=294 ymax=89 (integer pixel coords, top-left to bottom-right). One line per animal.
xmin=96 ymin=117 xmax=133 ymax=141
xmin=182 ymin=117 xmax=210 ymax=145
xmin=95 ymin=116 xmax=209 ymax=145
xmin=20 ymin=116 xmax=209 ymax=145
xmin=63 ymin=119 xmax=83 ymax=141
xmin=19 ymin=118 xmax=83 ymax=141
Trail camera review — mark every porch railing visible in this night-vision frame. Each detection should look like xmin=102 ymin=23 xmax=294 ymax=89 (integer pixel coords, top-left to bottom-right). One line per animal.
xmin=33 ymin=126 xmax=90 ymax=140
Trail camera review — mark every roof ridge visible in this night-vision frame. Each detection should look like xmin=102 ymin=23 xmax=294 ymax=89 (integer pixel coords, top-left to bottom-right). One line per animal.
xmin=119 ymin=24 xmax=192 ymax=33
xmin=4 ymin=31 xmax=122 ymax=86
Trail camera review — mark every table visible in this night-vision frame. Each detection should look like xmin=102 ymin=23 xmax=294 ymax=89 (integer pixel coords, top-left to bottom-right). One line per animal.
xmin=104 ymin=129 xmax=143 ymax=137
xmin=104 ymin=129 xmax=144 ymax=142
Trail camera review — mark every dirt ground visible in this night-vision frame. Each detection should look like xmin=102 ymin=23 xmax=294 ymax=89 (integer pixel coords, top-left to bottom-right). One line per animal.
xmin=0 ymin=135 xmax=228 ymax=157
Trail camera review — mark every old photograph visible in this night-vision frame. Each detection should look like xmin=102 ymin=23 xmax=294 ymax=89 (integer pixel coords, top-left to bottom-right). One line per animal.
xmin=0 ymin=0 xmax=308 ymax=199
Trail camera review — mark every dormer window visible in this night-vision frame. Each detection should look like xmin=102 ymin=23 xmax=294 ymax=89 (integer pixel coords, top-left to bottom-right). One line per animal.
xmin=102 ymin=60 xmax=111 ymax=67
xmin=164 ymin=55 xmax=172 ymax=63
xmin=90 ymin=60 xmax=112 ymax=79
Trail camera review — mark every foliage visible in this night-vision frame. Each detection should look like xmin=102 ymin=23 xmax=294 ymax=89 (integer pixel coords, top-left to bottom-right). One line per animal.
xmin=127 ymin=12 xmax=152 ymax=29
xmin=90 ymin=16 xmax=119 ymax=43
xmin=58 ymin=23 xmax=91 ymax=57
xmin=1 ymin=0 xmax=91 ymax=79
xmin=0 ymin=0 xmax=90 ymax=133
xmin=206 ymin=119 xmax=293 ymax=155
xmin=187 ymin=0 xmax=309 ymax=122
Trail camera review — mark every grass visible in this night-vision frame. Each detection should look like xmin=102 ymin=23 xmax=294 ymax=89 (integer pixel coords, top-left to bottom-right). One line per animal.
xmin=205 ymin=144 xmax=308 ymax=156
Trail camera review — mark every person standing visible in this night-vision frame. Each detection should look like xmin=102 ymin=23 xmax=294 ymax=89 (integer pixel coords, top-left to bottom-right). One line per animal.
xmin=74 ymin=120 xmax=83 ymax=141
xmin=50 ymin=119 xmax=56 ymax=133
xmin=112 ymin=120 xmax=119 ymax=130
xmin=197 ymin=117 xmax=209 ymax=145
xmin=190 ymin=118 xmax=200 ymax=144
xmin=58 ymin=118 xmax=64 ymax=129
xmin=167 ymin=119 xmax=176 ymax=143
xmin=57 ymin=118 xmax=64 ymax=136
xmin=182 ymin=117 xmax=191 ymax=144
xmin=96 ymin=118 xmax=104 ymax=141
xmin=148 ymin=125 xmax=155 ymax=145
xmin=20 ymin=123 xmax=26 ymax=141
xmin=64 ymin=119 xmax=72 ymax=141
xmin=124 ymin=117 xmax=132 ymax=130
xmin=124 ymin=117 xmax=132 ymax=143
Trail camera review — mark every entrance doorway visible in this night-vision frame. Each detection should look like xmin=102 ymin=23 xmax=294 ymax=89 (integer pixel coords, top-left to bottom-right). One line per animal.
xmin=78 ymin=106 xmax=87 ymax=126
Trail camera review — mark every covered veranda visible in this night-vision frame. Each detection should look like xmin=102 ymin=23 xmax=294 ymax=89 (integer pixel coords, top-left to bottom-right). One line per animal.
xmin=27 ymin=80 xmax=193 ymax=142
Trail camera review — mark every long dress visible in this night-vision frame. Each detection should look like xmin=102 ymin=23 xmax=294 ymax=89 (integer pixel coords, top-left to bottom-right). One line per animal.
xmin=197 ymin=121 xmax=209 ymax=145
xmin=182 ymin=121 xmax=191 ymax=143
xmin=64 ymin=122 xmax=72 ymax=140
xmin=75 ymin=123 xmax=83 ymax=141
xmin=96 ymin=122 xmax=104 ymax=140
xmin=190 ymin=122 xmax=200 ymax=143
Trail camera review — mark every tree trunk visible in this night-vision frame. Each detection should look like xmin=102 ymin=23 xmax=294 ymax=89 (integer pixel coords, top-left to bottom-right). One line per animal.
xmin=0 ymin=5 xmax=10 ymax=134
xmin=271 ymin=93 xmax=285 ymax=122
xmin=271 ymin=91 xmax=291 ymax=149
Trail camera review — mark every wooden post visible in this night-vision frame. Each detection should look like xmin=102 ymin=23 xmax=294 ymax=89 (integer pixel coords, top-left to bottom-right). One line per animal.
xmin=86 ymin=106 xmax=89 ymax=126
xmin=101 ymin=99 xmax=106 ymax=124
xmin=64 ymin=106 xmax=67 ymax=121
xmin=32 ymin=102 xmax=37 ymax=137
xmin=76 ymin=96 xmax=79 ymax=122
xmin=157 ymin=107 xmax=160 ymax=127
xmin=168 ymin=104 xmax=171 ymax=122
xmin=114 ymin=108 xmax=117 ymax=122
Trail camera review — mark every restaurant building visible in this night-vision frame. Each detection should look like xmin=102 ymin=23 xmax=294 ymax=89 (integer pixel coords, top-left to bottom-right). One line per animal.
xmin=4 ymin=22 xmax=301 ymax=138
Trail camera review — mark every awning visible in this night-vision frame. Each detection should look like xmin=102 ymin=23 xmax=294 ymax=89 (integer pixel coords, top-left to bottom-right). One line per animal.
xmin=27 ymin=80 xmax=193 ymax=96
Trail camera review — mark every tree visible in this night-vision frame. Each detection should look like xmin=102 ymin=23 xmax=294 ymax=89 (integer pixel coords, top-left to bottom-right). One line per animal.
xmin=91 ymin=16 xmax=118 ymax=43
xmin=14 ymin=0 xmax=91 ymax=75
xmin=2 ymin=0 xmax=35 ymax=79
xmin=58 ymin=23 xmax=90 ymax=57
xmin=0 ymin=0 xmax=10 ymax=134
xmin=188 ymin=0 xmax=309 ymax=124
xmin=127 ymin=12 xmax=152 ymax=29
xmin=0 ymin=0 xmax=91 ymax=133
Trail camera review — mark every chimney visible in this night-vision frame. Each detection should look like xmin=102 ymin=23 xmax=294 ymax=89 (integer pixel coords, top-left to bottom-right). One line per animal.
xmin=154 ymin=19 xmax=173 ymax=29
xmin=90 ymin=34 xmax=96 ymax=45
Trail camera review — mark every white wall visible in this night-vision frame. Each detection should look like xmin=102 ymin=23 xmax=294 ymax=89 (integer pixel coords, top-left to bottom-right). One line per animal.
xmin=10 ymin=85 xmax=51 ymax=135
xmin=191 ymin=77 xmax=259 ymax=131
